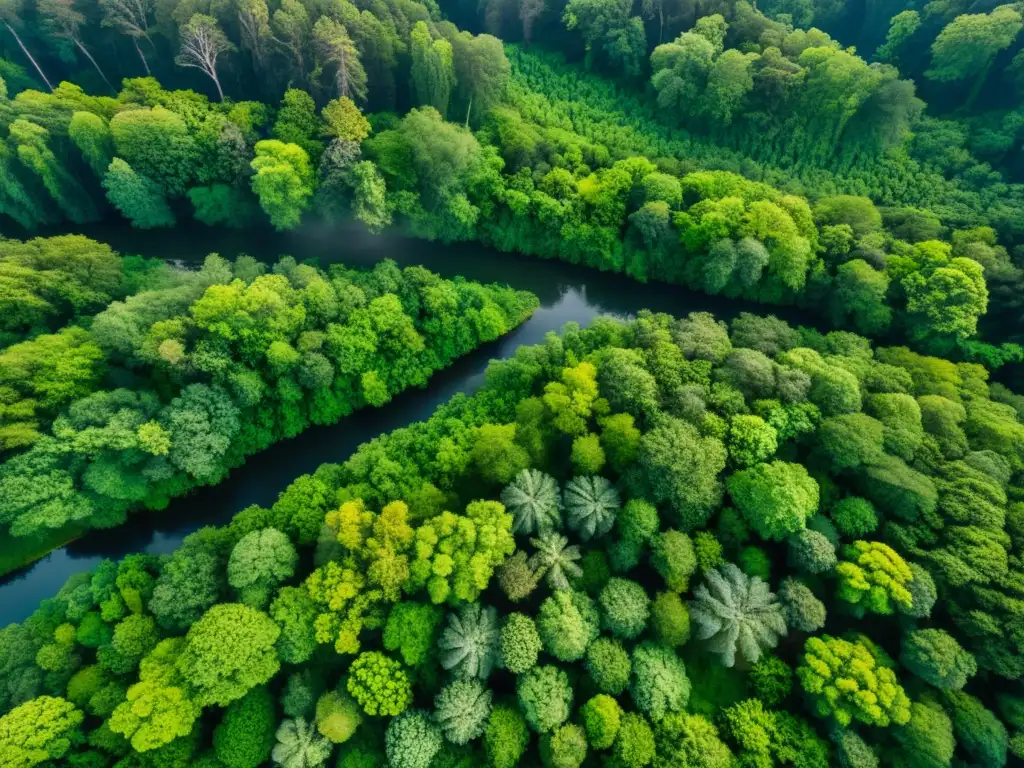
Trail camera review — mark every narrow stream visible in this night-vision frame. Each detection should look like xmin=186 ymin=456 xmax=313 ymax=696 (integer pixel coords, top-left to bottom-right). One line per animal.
xmin=0 ymin=221 xmax=813 ymax=624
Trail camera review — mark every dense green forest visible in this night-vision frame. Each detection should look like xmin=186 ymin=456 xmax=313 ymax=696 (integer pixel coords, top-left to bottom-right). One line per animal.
xmin=6 ymin=0 xmax=1024 ymax=765
xmin=3 ymin=0 xmax=1024 ymax=361
xmin=5 ymin=310 xmax=1024 ymax=768
xmin=0 ymin=235 xmax=537 ymax=573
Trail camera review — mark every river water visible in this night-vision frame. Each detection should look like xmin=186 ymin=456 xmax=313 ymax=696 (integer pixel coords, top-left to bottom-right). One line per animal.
xmin=0 ymin=221 xmax=809 ymax=625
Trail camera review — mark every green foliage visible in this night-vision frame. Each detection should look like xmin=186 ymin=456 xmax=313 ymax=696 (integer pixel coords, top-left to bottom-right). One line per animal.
xmin=728 ymin=461 xmax=819 ymax=541
xmin=103 ymin=158 xmax=175 ymax=229
xmin=649 ymin=591 xmax=689 ymax=648
xmin=689 ymin=563 xmax=786 ymax=667
xmin=829 ymin=498 xmax=879 ymax=538
xmin=434 ymin=678 xmax=492 ymax=745
xmin=613 ymin=712 xmax=656 ymax=768
xmin=598 ymin=578 xmax=650 ymax=640
xmin=501 ymin=469 xmax=562 ymax=535
xmin=214 ymin=687 xmax=276 ymax=766
xmin=900 ymin=629 xmax=976 ymax=691
xmin=748 ymin=655 xmax=793 ymax=708
xmin=438 ymin=603 xmax=499 ymax=681
xmin=835 ymin=541 xmax=914 ymax=616
xmin=797 ymin=635 xmax=910 ymax=728
xmin=383 ymin=602 xmax=442 ymax=668
xmin=272 ymin=718 xmax=332 ymax=768
xmin=943 ymin=691 xmax=1008 ymax=766
xmin=537 ymin=589 xmax=599 ymax=662
xmin=499 ymin=613 xmax=540 ymax=673
xmin=585 ymin=637 xmax=631 ymax=696
xmin=346 ymin=652 xmax=411 ymax=717
xmin=650 ymin=529 xmax=696 ymax=591
xmin=517 ymin=665 xmax=572 ymax=733
xmin=485 ymin=704 xmax=528 ymax=768
xmin=581 ymin=694 xmax=621 ymax=750
xmin=385 ymin=710 xmax=442 ymax=768
xmin=777 ymin=578 xmax=826 ymax=633
xmin=564 ymin=475 xmax=619 ymax=541
xmin=541 ymin=722 xmax=587 ymax=768
xmin=314 ymin=691 xmax=361 ymax=744
xmin=629 ymin=643 xmax=690 ymax=722
xmin=250 ymin=140 xmax=314 ymax=230
xmin=227 ymin=528 xmax=297 ymax=608
xmin=652 ymin=712 xmax=733 ymax=768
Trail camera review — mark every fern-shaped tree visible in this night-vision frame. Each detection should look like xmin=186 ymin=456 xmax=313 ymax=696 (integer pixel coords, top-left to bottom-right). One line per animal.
xmin=689 ymin=563 xmax=787 ymax=668
xmin=437 ymin=603 xmax=499 ymax=680
xmin=271 ymin=718 xmax=333 ymax=768
xmin=502 ymin=469 xmax=563 ymax=534
xmin=529 ymin=532 xmax=583 ymax=590
xmin=564 ymin=476 xmax=620 ymax=541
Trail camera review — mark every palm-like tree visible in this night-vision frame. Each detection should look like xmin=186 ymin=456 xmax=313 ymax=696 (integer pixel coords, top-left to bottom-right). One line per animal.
xmin=564 ymin=475 xmax=620 ymax=541
xmin=437 ymin=603 xmax=499 ymax=680
xmin=529 ymin=531 xmax=583 ymax=590
xmin=689 ymin=563 xmax=787 ymax=667
xmin=501 ymin=469 xmax=563 ymax=534
xmin=271 ymin=718 xmax=332 ymax=768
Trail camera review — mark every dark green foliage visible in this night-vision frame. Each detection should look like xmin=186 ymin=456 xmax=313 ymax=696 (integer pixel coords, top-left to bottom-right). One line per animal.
xmin=213 ymin=686 xmax=276 ymax=768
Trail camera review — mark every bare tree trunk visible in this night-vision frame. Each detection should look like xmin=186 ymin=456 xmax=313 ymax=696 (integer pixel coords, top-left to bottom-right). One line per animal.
xmin=4 ymin=22 xmax=54 ymax=91
xmin=209 ymin=69 xmax=225 ymax=100
xmin=465 ymin=94 xmax=473 ymax=129
xmin=133 ymin=37 xmax=151 ymax=75
xmin=75 ymin=38 xmax=116 ymax=93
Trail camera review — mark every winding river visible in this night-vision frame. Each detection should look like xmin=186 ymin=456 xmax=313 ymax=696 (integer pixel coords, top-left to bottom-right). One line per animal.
xmin=0 ymin=221 xmax=812 ymax=625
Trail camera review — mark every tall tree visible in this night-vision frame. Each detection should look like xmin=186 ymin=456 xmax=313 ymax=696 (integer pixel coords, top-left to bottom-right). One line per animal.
xmin=313 ymin=17 xmax=367 ymax=103
xmin=410 ymin=21 xmax=455 ymax=117
xmin=446 ymin=30 xmax=509 ymax=127
xmin=926 ymin=5 xmax=1024 ymax=107
xmin=235 ymin=0 xmax=270 ymax=73
xmin=37 ymin=0 xmax=116 ymax=93
xmin=99 ymin=0 xmax=156 ymax=75
xmin=175 ymin=13 xmax=234 ymax=101
xmin=0 ymin=0 xmax=54 ymax=90
xmin=270 ymin=0 xmax=310 ymax=85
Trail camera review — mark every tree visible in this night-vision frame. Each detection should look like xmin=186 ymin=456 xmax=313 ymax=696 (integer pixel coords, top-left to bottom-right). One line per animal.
xmin=272 ymin=718 xmax=332 ymax=768
xmin=530 ymin=532 xmax=583 ymax=590
xmin=582 ymin=636 xmax=631 ymax=695
xmin=236 ymin=0 xmax=270 ymax=72
xmin=797 ymin=635 xmax=910 ymax=728
xmin=887 ymin=697 xmax=954 ymax=768
xmin=0 ymin=696 xmax=83 ymax=766
xmin=383 ymin=601 xmax=442 ymax=668
xmin=0 ymin=0 xmax=53 ymax=89
xmin=943 ymin=691 xmax=1007 ymax=766
xmin=582 ymin=694 xmax=621 ymax=749
xmin=689 ymin=563 xmax=787 ymax=667
xmin=499 ymin=613 xmax=541 ymax=673
xmin=411 ymin=21 xmax=455 ymax=116
xmin=486 ymin=704 xmax=529 ymax=768
xmin=537 ymin=589 xmax=600 ymax=662
xmin=629 ymin=643 xmax=690 ymax=722
xmin=99 ymin=0 xmax=155 ymax=74
xmin=728 ymin=461 xmax=819 ymax=542
xmin=176 ymin=604 xmax=281 ymax=708
xmin=448 ymin=31 xmax=510 ymax=126
xmin=68 ymin=112 xmax=113 ymax=178
xmin=614 ymin=712 xmax=656 ymax=768
xmin=900 ymin=629 xmax=976 ymax=691
xmin=322 ymin=98 xmax=371 ymax=142
xmin=38 ymin=0 xmax=115 ymax=92
xmin=438 ymin=603 xmax=499 ymax=680
xmin=598 ymin=578 xmax=649 ymax=640
xmin=835 ymin=541 xmax=913 ymax=616
xmin=346 ymin=651 xmax=411 ymax=717
xmin=830 ymin=497 xmax=878 ymax=538
xmin=313 ymin=18 xmax=367 ymax=103
xmin=228 ymin=528 xmax=297 ymax=607
xmin=926 ymin=6 xmax=1023 ymax=107
xmin=109 ymin=681 xmax=199 ymax=752
xmin=501 ymin=469 xmax=563 ymax=535
xmin=777 ymin=578 xmax=826 ymax=632
xmin=434 ymin=678 xmax=492 ymax=745
xmin=563 ymin=0 xmax=647 ymax=77
xmin=212 ymin=687 xmax=277 ymax=766
xmin=176 ymin=14 xmax=235 ymax=101
xmin=517 ymin=665 xmax=573 ymax=733
xmin=787 ymin=529 xmax=836 ymax=575
xmin=650 ymin=530 xmax=696 ymax=592
xmin=385 ymin=709 xmax=442 ymax=768
xmin=314 ymin=691 xmax=361 ymax=745
xmin=250 ymin=140 xmax=314 ymax=230
xmin=649 ymin=592 xmax=690 ymax=648
xmin=564 ymin=475 xmax=619 ymax=541
xmin=542 ymin=722 xmax=588 ymax=768
xmin=652 ymin=712 xmax=733 ymax=768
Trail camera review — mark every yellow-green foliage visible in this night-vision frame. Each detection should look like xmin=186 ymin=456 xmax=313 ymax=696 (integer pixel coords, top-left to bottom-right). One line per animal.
xmin=835 ymin=541 xmax=913 ymax=615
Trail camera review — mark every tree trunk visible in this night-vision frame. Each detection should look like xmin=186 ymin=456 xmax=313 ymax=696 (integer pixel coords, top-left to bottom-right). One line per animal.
xmin=209 ymin=69 xmax=225 ymax=100
xmin=133 ymin=37 xmax=151 ymax=75
xmin=465 ymin=94 xmax=473 ymax=129
xmin=4 ymin=22 xmax=54 ymax=91
xmin=75 ymin=38 xmax=116 ymax=94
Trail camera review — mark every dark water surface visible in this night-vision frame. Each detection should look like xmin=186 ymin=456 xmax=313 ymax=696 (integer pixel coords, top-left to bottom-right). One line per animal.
xmin=0 ymin=221 xmax=811 ymax=624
